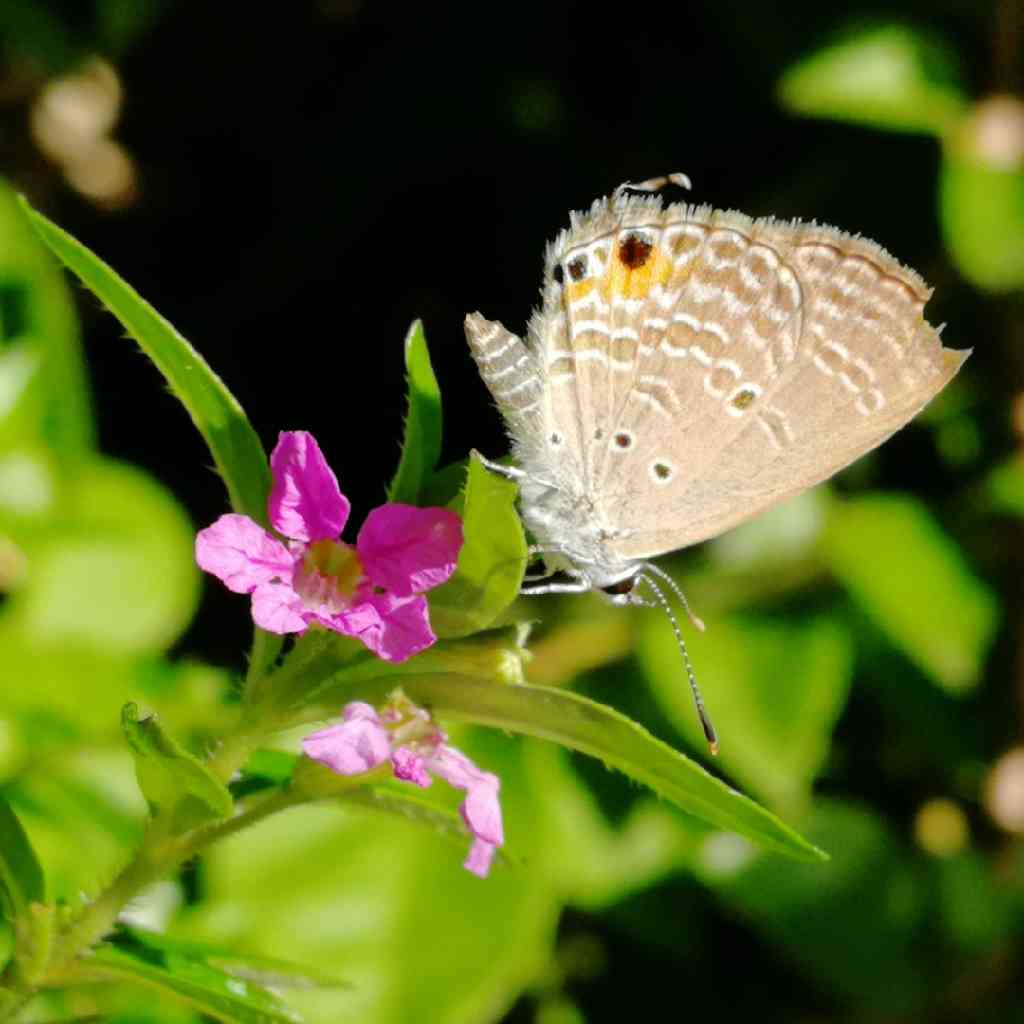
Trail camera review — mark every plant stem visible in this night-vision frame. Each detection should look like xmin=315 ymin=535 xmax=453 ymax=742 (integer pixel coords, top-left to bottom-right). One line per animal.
xmin=31 ymin=785 xmax=311 ymax=1010
xmin=204 ymin=723 xmax=266 ymax=785
xmin=45 ymin=832 xmax=166 ymax=978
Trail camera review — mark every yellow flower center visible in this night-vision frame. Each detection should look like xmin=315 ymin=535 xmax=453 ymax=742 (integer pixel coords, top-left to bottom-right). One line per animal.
xmin=294 ymin=540 xmax=365 ymax=613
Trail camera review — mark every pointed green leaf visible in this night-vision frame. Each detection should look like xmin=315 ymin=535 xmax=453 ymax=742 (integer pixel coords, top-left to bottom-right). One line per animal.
xmin=388 ymin=320 xmax=442 ymax=505
xmin=637 ymin=613 xmax=852 ymax=809
xmin=0 ymin=179 xmax=93 ymax=461
xmin=0 ymin=796 xmax=44 ymax=922
xmin=18 ymin=198 xmax=270 ymax=526
xmin=86 ymin=943 xmax=303 ymax=1023
xmin=427 ymin=455 xmax=528 ymax=638
xmin=349 ymin=675 xmax=824 ymax=861
xmin=121 ymin=703 xmax=232 ymax=831
xmin=777 ymin=25 xmax=966 ymax=135
xmin=820 ymin=495 xmax=997 ymax=693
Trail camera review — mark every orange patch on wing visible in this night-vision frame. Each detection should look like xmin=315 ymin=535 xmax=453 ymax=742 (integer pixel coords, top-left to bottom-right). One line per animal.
xmin=600 ymin=246 xmax=674 ymax=301
xmin=566 ymin=278 xmax=596 ymax=302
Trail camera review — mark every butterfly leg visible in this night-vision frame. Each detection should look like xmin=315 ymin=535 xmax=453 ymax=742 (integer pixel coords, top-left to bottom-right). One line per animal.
xmin=522 ymin=569 xmax=556 ymax=583
xmin=470 ymin=450 xmax=526 ymax=481
xmin=519 ymin=577 xmax=593 ymax=596
xmin=520 ymin=555 xmax=592 ymax=595
xmin=522 ymin=543 xmax=574 ymax=584
xmin=474 ymin=452 xmax=561 ymax=492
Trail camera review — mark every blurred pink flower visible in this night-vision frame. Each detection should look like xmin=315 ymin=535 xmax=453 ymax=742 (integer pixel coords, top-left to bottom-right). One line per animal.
xmin=196 ymin=430 xmax=462 ymax=662
xmin=303 ymin=698 xmax=504 ymax=878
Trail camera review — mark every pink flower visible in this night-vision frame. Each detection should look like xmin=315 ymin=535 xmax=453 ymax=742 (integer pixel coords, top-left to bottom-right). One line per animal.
xmin=303 ymin=697 xmax=504 ymax=878
xmin=195 ymin=431 xmax=462 ymax=662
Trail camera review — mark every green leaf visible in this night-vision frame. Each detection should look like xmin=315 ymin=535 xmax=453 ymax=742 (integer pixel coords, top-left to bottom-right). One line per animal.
xmin=820 ymin=494 xmax=997 ymax=694
xmin=427 ymin=455 xmax=528 ymax=638
xmin=777 ymin=24 xmax=966 ymax=135
xmin=388 ymin=320 xmax=442 ymax=505
xmin=115 ymin=926 xmax=347 ymax=992
xmin=0 ymin=795 xmax=44 ymax=922
xmin=940 ymin=145 xmax=1024 ymax=293
xmin=349 ymin=675 xmax=824 ymax=861
xmin=420 ymin=458 xmax=469 ymax=507
xmin=637 ymin=612 xmax=852 ymax=809
xmin=300 ymin=627 xmax=530 ymax=718
xmin=86 ymin=943 xmax=303 ymax=1023
xmin=18 ymin=198 xmax=270 ymax=526
xmin=230 ymin=750 xmax=298 ymax=799
xmin=0 ymin=178 xmax=93 ymax=462
xmin=522 ymin=741 xmax=706 ymax=909
xmin=121 ymin=703 xmax=232 ymax=831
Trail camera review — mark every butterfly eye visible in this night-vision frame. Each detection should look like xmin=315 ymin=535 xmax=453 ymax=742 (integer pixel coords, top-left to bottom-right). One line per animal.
xmin=549 ymin=432 xmax=562 ymax=446
xmin=601 ymin=578 xmax=635 ymax=597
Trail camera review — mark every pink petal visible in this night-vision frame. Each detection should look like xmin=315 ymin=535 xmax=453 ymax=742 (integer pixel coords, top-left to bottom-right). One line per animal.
xmin=195 ymin=514 xmax=294 ymax=593
xmin=460 ymin=775 xmax=504 ymax=846
xmin=250 ymin=581 xmax=310 ymax=634
xmin=357 ymin=504 xmax=463 ymax=597
xmin=302 ymin=707 xmax=391 ymax=775
xmin=358 ymin=594 xmax=436 ymax=662
xmin=463 ymin=837 xmax=498 ymax=878
xmin=391 ymin=747 xmax=432 ymax=787
xmin=342 ymin=702 xmax=382 ymax=724
xmin=314 ymin=596 xmax=383 ymax=639
xmin=269 ymin=431 xmax=350 ymax=543
xmin=430 ymin=744 xmax=504 ymax=875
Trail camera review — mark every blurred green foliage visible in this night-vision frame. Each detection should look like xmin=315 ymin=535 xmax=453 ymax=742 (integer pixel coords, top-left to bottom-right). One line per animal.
xmin=778 ymin=20 xmax=1024 ymax=294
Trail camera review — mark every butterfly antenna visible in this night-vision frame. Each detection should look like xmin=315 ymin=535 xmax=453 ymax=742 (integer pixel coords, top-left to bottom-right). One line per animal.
xmin=638 ymin=573 xmax=719 ymax=756
xmin=642 ymin=561 xmax=705 ymax=632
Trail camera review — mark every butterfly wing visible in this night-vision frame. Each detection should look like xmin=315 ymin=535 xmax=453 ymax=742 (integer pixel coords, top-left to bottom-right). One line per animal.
xmin=607 ymin=212 xmax=966 ymax=558
xmin=464 ymin=311 xmax=544 ymax=450
xmin=532 ymin=198 xmax=967 ymax=560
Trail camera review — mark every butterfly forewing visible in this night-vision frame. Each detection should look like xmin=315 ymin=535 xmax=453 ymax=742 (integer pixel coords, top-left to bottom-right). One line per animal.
xmin=611 ymin=217 xmax=967 ymax=556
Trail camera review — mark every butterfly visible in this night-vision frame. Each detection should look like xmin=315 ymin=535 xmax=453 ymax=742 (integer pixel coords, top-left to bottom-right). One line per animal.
xmin=465 ymin=174 xmax=969 ymax=751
